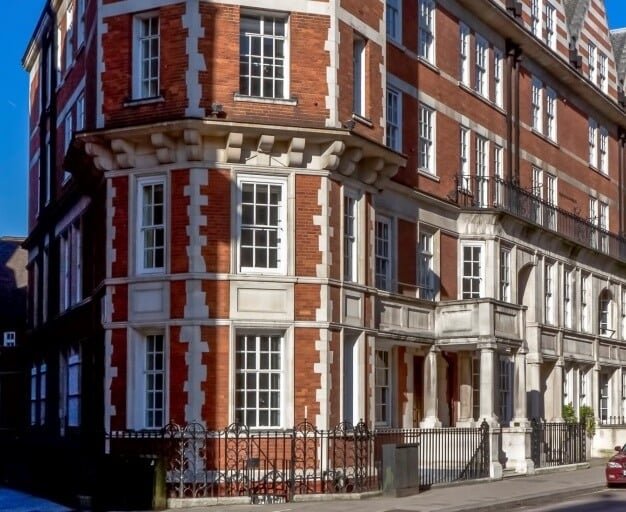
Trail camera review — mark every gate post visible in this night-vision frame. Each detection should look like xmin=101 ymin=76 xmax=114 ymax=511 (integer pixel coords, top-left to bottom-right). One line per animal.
xmin=488 ymin=425 xmax=503 ymax=480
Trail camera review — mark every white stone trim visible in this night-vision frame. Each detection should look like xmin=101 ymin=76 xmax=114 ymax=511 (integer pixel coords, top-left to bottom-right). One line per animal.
xmin=183 ymin=0 xmax=206 ymax=118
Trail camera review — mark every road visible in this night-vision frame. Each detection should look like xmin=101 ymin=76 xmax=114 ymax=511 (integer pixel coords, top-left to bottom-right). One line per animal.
xmin=521 ymin=488 xmax=626 ymax=511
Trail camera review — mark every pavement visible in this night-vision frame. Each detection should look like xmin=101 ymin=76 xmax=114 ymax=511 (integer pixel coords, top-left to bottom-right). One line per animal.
xmin=0 ymin=459 xmax=612 ymax=512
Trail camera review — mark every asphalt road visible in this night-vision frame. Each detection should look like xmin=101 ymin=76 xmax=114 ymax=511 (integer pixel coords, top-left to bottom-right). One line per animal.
xmin=521 ymin=488 xmax=626 ymax=511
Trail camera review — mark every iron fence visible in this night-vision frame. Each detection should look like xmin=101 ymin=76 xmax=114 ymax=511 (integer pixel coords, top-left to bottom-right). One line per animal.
xmin=598 ymin=416 xmax=626 ymax=426
xmin=455 ymin=175 xmax=626 ymax=260
xmin=375 ymin=421 xmax=490 ymax=488
xmin=530 ymin=419 xmax=586 ymax=468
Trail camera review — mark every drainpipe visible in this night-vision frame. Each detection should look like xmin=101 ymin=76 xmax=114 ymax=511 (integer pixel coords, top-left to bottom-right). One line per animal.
xmin=505 ymin=40 xmax=514 ymax=183
xmin=619 ymin=128 xmax=625 ymax=239
xmin=513 ymin=46 xmax=521 ymax=184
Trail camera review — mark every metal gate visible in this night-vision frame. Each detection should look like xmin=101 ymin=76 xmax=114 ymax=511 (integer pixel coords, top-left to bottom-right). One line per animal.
xmin=531 ymin=419 xmax=586 ymax=468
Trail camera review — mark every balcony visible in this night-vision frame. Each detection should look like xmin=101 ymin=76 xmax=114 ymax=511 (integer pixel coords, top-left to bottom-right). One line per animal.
xmin=454 ymin=176 xmax=626 ymax=260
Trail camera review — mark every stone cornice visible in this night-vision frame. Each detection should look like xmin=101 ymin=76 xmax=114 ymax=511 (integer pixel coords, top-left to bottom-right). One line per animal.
xmin=73 ymin=119 xmax=407 ymax=189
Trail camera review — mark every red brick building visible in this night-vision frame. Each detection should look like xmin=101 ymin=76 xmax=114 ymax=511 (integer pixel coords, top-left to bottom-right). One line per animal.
xmin=20 ymin=0 xmax=626 ymax=501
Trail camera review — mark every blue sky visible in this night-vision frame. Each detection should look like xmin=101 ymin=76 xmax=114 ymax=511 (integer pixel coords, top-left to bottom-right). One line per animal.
xmin=0 ymin=1 xmax=625 ymax=238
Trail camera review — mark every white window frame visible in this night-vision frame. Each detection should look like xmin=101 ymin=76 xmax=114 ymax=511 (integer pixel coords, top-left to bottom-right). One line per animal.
xmin=375 ymin=215 xmax=393 ymax=292
xmin=419 ymin=104 xmax=435 ymax=174
xmin=234 ymin=332 xmax=285 ymax=428
xmin=59 ymin=220 xmax=82 ymax=311
xmin=39 ymin=363 xmax=47 ymax=426
xmin=494 ymin=48 xmax=503 ymax=107
xmin=532 ymin=166 xmax=543 ymax=224
xmin=581 ymin=273 xmax=590 ymax=332
xmin=544 ymin=2 xmax=556 ymax=49
xmin=30 ymin=363 xmax=47 ymax=426
xmin=375 ymin=349 xmax=392 ymax=426
xmin=499 ymin=356 xmax=513 ymax=425
xmin=599 ymin=200 xmax=609 ymax=252
xmin=532 ymin=77 xmax=543 ymax=133
xmin=494 ymin=144 xmax=504 ymax=206
xmin=132 ymin=13 xmax=160 ymax=100
xmin=386 ymin=86 xmax=402 ymax=151
xmin=622 ymin=287 xmax=626 ymax=340
xmin=63 ymin=112 xmax=73 ymax=182
xmin=599 ymin=127 xmax=608 ymax=174
xmin=237 ymin=175 xmax=287 ymax=275
xmin=343 ymin=190 xmax=358 ymax=282
xmin=64 ymin=4 xmax=74 ymax=71
xmin=545 ymin=173 xmax=556 ymax=230
xmin=460 ymin=126 xmax=470 ymax=190
xmin=544 ymin=261 xmax=555 ymax=325
xmin=476 ymin=135 xmax=489 ymax=207
xmin=239 ymin=14 xmax=288 ymax=100
xmin=461 ymin=243 xmax=484 ymax=299
xmin=66 ymin=347 xmax=81 ymax=427
xmin=599 ymin=289 xmax=614 ymax=337
xmin=564 ymin=269 xmax=573 ymax=329
xmin=589 ymin=118 xmax=598 ymax=168
xmin=76 ymin=93 xmax=85 ymax=131
xmin=475 ymin=35 xmax=489 ymax=98
xmin=531 ymin=0 xmax=541 ymax=37
xmin=386 ymin=0 xmax=401 ymax=43
xmin=588 ymin=42 xmax=596 ymax=83
xmin=598 ymin=51 xmax=607 ymax=92
xmin=419 ymin=230 xmax=435 ymax=300
xmin=459 ymin=23 xmax=470 ymax=86
xmin=353 ymin=35 xmax=366 ymax=116
xmin=418 ymin=0 xmax=435 ymax=64
xmin=546 ymin=87 xmax=557 ymax=141
xmin=137 ymin=176 xmax=166 ymax=274
xmin=500 ymin=247 xmax=511 ymax=302
xmin=77 ymin=0 xmax=85 ymax=48
xmin=3 ymin=331 xmax=15 ymax=347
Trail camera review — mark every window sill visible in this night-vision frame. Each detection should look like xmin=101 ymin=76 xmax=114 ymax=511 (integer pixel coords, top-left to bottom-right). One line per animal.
xmin=458 ymin=83 xmax=505 ymax=114
xmin=530 ymin=128 xmax=559 ymax=148
xmin=124 ymin=96 xmax=165 ymax=107
xmin=589 ymin=164 xmax=610 ymax=179
xmin=352 ymin=113 xmax=373 ymax=128
xmin=234 ymin=93 xmax=297 ymax=106
xmin=418 ymin=169 xmax=439 ymax=182
xmin=417 ymin=57 xmax=440 ymax=75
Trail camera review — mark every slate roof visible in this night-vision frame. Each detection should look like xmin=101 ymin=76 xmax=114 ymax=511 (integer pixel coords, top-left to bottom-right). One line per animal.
xmin=610 ymin=29 xmax=626 ymax=84
xmin=563 ymin=0 xmax=590 ymax=41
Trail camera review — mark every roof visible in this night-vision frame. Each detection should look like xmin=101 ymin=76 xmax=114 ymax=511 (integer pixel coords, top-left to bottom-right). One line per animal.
xmin=610 ymin=28 xmax=626 ymax=84
xmin=563 ymin=0 xmax=590 ymax=41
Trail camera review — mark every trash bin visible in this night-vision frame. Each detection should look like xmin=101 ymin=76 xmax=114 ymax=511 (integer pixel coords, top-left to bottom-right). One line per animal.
xmin=381 ymin=443 xmax=420 ymax=497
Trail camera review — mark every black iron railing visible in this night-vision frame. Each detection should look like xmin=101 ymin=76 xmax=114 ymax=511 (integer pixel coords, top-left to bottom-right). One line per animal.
xmin=598 ymin=416 xmax=626 ymax=426
xmin=375 ymin=421 xmax=490 ymax=488
xmin=455 ymin=176 xmax=626 ymax=260
xmin=530 ymin=419 xmax=586 ymax=468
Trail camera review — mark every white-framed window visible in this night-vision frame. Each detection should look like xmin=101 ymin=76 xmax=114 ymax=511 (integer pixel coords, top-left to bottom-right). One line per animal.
xmin=63 ymin=112 xmax=73 ymax=182
xmin=472 ymin=356 xmax=480 ymax=421
xmin=61 ymin=347 xmax=81 ymax=427
xmin=599 ymin=200 xmax=609 ymax=252
xmin=3 ymin=331 xmax=15 ymax=347
xmin=500 ymin=247 xmax=511 ymax=302
xmin=77 ymin=0 xmax=85 ymax=48
xmin=459 ymin=126 xmax=470 ymax=190
xmin=600 ymin=372 xmax=609 ymax=421
xmin=588 ymin=118 xmax=598 ymax=167
xmin=546 ymin=87 xmax=557 ymax=141
xmin=240 ymin=14 xmax=287 ymax=99
xmin=599 ymin=289 xmax=614 ymax=337
xmin=581 ymin=273 xmax=590 ymax=332
xmin=564 ymin=269 xmax=573 ymax=329
xmin=599 ymin=127 xmax=608 ymax=174
xmin=30 ymin=363 xmax=47 ymax=426
xmin=531 ymin=76 xmax=543 ymax=132
xmin=622 ymin=371 xmax=626 ymax=417
xmin=386 ymin=0 xmax=401 ymax=43
xmin=238 ymin=176 xmax=287 ymax=274
xmin=579 ymin=368 xmax=588 ymax=406
xmin=494 ymin=144 xmax=503 ymax=206
xmin=598 ymin=52 xmax=607 ymax=92
xmin=343 ymin=191 xmax=358 ymax=282
xmin=353 ymin=35 xmax=366 ymax=116
xmin=546 ymin=173 xmax=556 ymax=230
xmin=532 ymin=166 xmax=543 ymax=224
xmin=544 ymin=2 xmax=555 ymax=49
xmin=475 ymin=35 xmax=489 ymax=98
xmin=622 ymin=287 xmax=626 ymax=340
xmin=588 ymin=42 xmax=596 ymax=83
xmin=418 ymin=0 xmax=435 ymax=63
xmin=531 ymin=0 xmax=541 ymax=36
xmin=418 ymin=104 xmax=434 ymax=174
xmin=235 ymin=333 xmax=283 ymax=428
xmin=64 ymin=4 xmax=74 ymax=71
xmin=375 ymin=215 xmax=393 ymax=291
xmin=476 ymin=135 xmax=489 ymax=207
xmin=419 ymin=231 xmax=435 ymax=300
xmin=133 ymin=14 xmax=160 ymax=99
xmin=142 ymin=333 xmax=166 ymax=429
xmin=462 ymin=244 xmax=483 ymax=299
xmin=76 ymin=93 xmax=85 ymax=131
xmin=386 ymin=86 xmax=402 ymax=151
xmin=375 ymin=349 xmax=392 ymax=426
xmin=544 ymin=261 xmax=555 ymax=324
xmin=59 ymin=219 xmax=82 ymax=311
xmin=459 ymin=23 xmax=470 ymax=86
xmin=494 ymin=48 xmax=503 ymax=107
xmin=44 ymin=136 xmax=51 ymax=206
xmin=137 ymin=177 xmax=165 ymax=273
xmin=499 ymin=357 xmax=513 ymax=425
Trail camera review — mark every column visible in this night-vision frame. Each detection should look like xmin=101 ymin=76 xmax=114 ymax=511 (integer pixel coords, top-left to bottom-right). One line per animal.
xmin=592 ymin=363 xmax=600 ymax=423
xmin=457 ymin=352 xmax=473 ymax=426
xmin=551 ymin=359 xmax=564 ymax=421
xmin=479 ymin=347 xmax=498 ymax=426
xmin=527 ymin=353 xmax=542 ymax=420
xmin=420 ymin=348 xmax=441 ymax=427
xmin=511 ymin=347 xmax=528 ymax=426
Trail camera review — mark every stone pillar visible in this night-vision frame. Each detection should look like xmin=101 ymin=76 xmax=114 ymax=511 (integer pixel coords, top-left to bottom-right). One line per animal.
xmin=457 ymin=352 xmax=473 ymax=426
xmin=551 ymin=359 xmax=564 ymax=421
xmin=511 ymin=347 xmax=528 ymax=427
xmin=420 ymin=348 xmax=441 ymax=427
xmin=592 ymin=363 xmax=600 ymax=422
xmin=479 ymin=347 xmax=499 ymax=426
xmin=527 ymin=353 xmax=543 ymax=420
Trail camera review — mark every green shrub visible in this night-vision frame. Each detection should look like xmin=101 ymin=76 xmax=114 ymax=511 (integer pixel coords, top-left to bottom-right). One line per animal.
xmin=562 ymin=402 xmax=576 ymax=424
xmin=579 ymin=405 xmax=596 ymax=438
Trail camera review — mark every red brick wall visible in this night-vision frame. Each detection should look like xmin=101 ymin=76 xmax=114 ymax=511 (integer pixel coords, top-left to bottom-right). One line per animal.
xmin=440 ymin=233 xmax=458 ymax=300
xmin=398 ymin=219 xmax=417 ymax=287
xmin=203 ymin=280 xmax=230 ymax=319
xmin=295 ymin=175 xmax=322 ymax=276
xmin=328 ymin=329 xmax=341 ymax=426
xmin=203 ymin=169 xmax=231 ymax=274
xmin=293 ymin=328 xmax=321 ymax=423
xmin=170 ymin=169 xmax=190 ymax=274
xmin=201 ymin=325 xmax=230 ymax=428
xmin=111 ymin=176 xmax=129 ymax=278
xmin=168 ymin=326 xmax=187 ymax=424
xmin=295 ymin=283 xmax=320 ymax=321
xmin=109 ymin=328 xmax=127 ymax=430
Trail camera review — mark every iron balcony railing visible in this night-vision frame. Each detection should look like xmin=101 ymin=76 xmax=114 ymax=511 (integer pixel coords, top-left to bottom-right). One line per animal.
xmin=530 ymin=419 xmax=586 ymax=468
xmin=455 ymin=176 xmax=626 ymax=261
